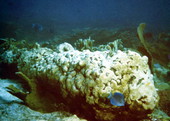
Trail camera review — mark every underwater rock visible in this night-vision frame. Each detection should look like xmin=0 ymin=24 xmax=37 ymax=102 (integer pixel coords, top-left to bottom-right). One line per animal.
xmin=0 ymin=79 xmax=23 ymax=104
xmin=0 ymin=79 xmax=86 ymax=121
xmin=158 ymin=90 xmax=170 ymax=116
xmin=1 ymin=41 xmax=159 ymax=120
xmin=0 ymin=103 xmax=86 ymax=121
xmin=153 ymin=63 xmax=170 ymax=90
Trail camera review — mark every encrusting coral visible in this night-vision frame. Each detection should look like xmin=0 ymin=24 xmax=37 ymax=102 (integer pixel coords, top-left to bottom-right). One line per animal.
xmin=1 ymin=38 xmax=159 ymax=120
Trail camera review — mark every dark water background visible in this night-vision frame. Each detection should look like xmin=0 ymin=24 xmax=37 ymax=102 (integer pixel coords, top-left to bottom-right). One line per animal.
xmin=0 ymin=0 xmax=170 ymax=41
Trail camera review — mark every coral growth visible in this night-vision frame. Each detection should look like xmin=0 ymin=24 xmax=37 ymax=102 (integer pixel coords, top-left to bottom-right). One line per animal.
xmin=1 ymin=40 xmax=159 ymax=120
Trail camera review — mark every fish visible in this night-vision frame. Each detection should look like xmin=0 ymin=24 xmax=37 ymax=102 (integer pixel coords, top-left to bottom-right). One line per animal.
xmin=154 ymin=63 xmax=161 ymax=68
xmin=108 ymin=92 xmax=125 ymax=106
xmin=32 ymin=23 xmax=43 ymax=32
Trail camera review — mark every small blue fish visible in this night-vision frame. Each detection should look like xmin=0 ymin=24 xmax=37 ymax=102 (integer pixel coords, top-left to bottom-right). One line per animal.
xmin=32 ymin=23 xmax=43 ymax=32
xmin=154 ymin=63 xmax=161 ymax=68
xmin=108 ymin=92 xmax=125 ymax=106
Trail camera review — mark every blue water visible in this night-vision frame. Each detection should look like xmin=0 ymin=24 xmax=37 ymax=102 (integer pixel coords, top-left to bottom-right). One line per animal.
xmin=0 ymin=0 xmax=170 ymax=40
